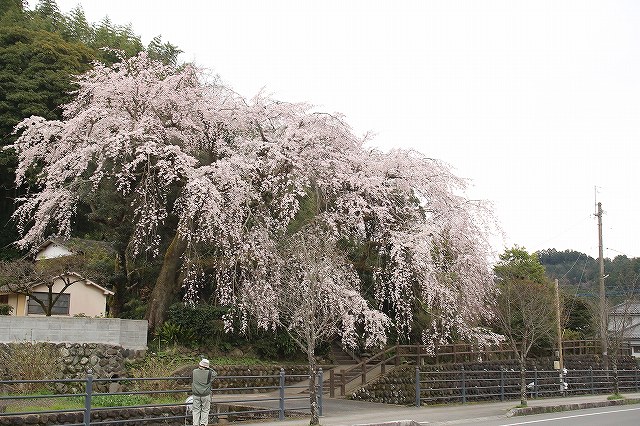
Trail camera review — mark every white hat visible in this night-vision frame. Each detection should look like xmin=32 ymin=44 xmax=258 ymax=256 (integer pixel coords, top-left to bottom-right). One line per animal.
xmin=199 ymin=358 xmax=210 ymax=368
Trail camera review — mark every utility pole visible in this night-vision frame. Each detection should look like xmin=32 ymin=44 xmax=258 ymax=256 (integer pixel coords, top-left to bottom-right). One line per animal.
xmin=596 ymin=202 xmax=608 ymax=369
xmin=554 ymin=278 xmax=566 ymax=393
xmin=554 ymin=278 xmax=563 ymax=370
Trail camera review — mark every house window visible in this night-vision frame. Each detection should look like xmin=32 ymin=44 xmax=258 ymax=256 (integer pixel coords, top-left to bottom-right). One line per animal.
xmin=28 ymin=292 xmax=70 ymax=315
xmin=0 ymin=295 xmax=8 ymax=304
xmin=633 ymin=346 xmax=640 ymax=354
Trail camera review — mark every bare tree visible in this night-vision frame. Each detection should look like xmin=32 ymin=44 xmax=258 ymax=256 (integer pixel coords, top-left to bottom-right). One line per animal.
xmin=0 ymin=255 xmax=98 ymax=316
xmin=586 ymin=265 xmax=640 ymax=395
xmin=493 ymin=247 xmax=556 ymax=406
xmin=604 ymin=297 xmax=639 ymax=395
xmin=262 ymin=225 xmax=389 ymax=425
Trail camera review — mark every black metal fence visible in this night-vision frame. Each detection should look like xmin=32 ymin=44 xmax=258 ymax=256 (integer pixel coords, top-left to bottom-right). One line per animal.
xmin=415 ymin=366 xmax=640 ymax=406
xmin=0 ymin=369 xmax=324 ymax=425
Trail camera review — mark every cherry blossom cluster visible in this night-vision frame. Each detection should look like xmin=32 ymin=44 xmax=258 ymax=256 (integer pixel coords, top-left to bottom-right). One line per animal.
xmin=11 ymin=53 xmax=499 ymax=348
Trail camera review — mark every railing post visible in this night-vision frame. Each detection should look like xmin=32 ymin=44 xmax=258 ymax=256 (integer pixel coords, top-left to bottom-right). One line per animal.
xmin=317 ymin=368 xmax=323 ymax=417
xmin=500 ymin=368 xmax=505 ymax=401
xmin=340 ymin=369 xmax=346 ymax=396
xmin=461 ymin=366 xmax=466 ymax=404
xmin=329 ymin=369 xmax=335 ymax=398
xmin=84 ymin=370 xmax=93 ymax=426
xmin=361 ymin=357 xmax=367 ymax=384
xmin=534 ymin=367 xmax=538 ymax=398
xmin=636 ymin=367 xmax=639 ymax=392
xmin=589 ymin=367 xmax=594 ymax=395
xmin=415 ymin=367 xmax=421 ymax=407
xmin=279 ymin=368 xmax=285 ymax=420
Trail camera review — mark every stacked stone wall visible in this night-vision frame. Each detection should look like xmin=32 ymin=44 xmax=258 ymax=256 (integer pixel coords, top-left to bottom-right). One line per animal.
xmin=0 ymin=342 xmax=144 ymax=393
xmin=350 ymin=355 xmax=639 ymax=405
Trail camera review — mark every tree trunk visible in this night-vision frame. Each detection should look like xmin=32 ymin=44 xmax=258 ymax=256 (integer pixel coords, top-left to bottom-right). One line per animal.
xmin=108 ymin=250 xmax=128 ymax=317
xmin=308 ymin=340 xmax=319 ymax=426
xmin=519 ymin=355 xmax=527 ymax=406
xmin=612 ymin=356 xmax=619 ymax=395
xmin=145 ymin=231 xmax=187 ymax=334
xmin=45 ymin=287 xmax=53 ymax=316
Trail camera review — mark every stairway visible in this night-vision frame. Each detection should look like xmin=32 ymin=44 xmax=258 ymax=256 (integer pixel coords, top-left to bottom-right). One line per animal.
xmin=319 ymin=343 xmax=391 ymax=397
xmin=329 ymin=342 xmax=359 ymax=365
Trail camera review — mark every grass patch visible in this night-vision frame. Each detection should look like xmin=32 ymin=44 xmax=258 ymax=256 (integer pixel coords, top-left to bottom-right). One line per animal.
xmin=3 ymin=394 xmax=184 ymax=413
xmin=607 ymin=393 xmax=625 ymax=400
xmin=91 ymin=394 xmax=153 ymax=407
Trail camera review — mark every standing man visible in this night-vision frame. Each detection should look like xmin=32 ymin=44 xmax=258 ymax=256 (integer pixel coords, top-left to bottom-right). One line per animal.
xmin=191 ymin=358 xmax=217 ymax=426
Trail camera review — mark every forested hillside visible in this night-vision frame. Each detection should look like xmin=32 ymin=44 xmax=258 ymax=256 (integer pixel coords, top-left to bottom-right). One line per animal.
xmin=0 ymin=0 xmax=180 ymax=260
xmin=538 ymin=248 xmax=640 ymax=299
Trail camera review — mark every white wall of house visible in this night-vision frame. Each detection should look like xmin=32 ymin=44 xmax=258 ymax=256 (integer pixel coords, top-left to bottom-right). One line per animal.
xmin=30 ymin=275 xmax=109 ymax=317
xmin=35 ymin=244 xmax=73 ymax=260
xmin=0 ymin=293 xmax=25 ymax=316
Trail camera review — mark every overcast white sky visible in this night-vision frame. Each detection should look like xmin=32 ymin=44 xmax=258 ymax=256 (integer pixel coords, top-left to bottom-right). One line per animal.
xmin=53 ymin=0 xmax=640 ymax=259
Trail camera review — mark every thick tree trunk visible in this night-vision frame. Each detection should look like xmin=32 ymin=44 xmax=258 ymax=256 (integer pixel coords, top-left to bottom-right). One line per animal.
xmin=145 ymin=232 xmax=187 ymax=334
xmin=108 ymin=250 xmax=128 ymax=317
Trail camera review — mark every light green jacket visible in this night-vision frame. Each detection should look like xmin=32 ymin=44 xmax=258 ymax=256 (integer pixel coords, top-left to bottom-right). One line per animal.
xmin=192 ymin=367 xmax=217 ymax=396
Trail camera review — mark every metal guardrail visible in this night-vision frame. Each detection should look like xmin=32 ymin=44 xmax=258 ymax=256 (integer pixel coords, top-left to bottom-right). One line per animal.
xmin=0 ymin=368 xmax=324 ymax=425
xmin=414 ymin=366 xmax=640 ymax=406
xmin=327 ymin=340 xmax=633 ymax=397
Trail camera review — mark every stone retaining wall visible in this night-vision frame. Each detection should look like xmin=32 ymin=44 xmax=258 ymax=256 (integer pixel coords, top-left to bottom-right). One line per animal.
xmin=350 ymin=356 xmax=639 ymax=405
xmin=0 ymin=342 xmax=144 ymax=392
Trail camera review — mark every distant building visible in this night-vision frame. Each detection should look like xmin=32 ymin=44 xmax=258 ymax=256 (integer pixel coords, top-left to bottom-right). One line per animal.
xmin=608 ymin=301 xmax=640 ymax=358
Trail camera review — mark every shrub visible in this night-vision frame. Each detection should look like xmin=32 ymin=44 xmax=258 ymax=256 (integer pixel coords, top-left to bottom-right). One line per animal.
xmin=0 ymin=342 xmax=62 ymax=393
xmin=0 ymin=304 xmax=13 ymax=315
xmin=165 ymin=303 xmax=230 ymax=348
xmin=253 ymin=330 xmax=303 ymax=361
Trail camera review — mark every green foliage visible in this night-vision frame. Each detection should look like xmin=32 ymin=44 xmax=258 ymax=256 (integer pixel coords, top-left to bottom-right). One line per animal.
xmin=0 ymin=27 xmax=93 ymax=139
xmin=495 ymin=246 xmax=547 ymax=284
xmin=121 ymin=298 xmax=147 ymax=320
xmin=147 ymin=35 xmax=182 ymax=67
xmin=91 ymin=394 xmax=153 ymax=407
xmin=0 ymin=303 xmax=12 ymax=315
xmin=164 ymin=303 xmax=228 ymax=348
xmin=156 ymin=321 xmax=196 ymax=348
xmin=562 ymin=293 xmax=594 ymax=338
xmin=253 ymin=330 xmax=304 ymax=361
xmin=0 ymin=0 xmax=181 ymax=262
xmin=537 ymin=249 xmax=598 ymax=286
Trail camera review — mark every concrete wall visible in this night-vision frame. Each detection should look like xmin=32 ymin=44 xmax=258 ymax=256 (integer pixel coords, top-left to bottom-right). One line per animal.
xmin=0 ymin=317 xmax=147 ymax=350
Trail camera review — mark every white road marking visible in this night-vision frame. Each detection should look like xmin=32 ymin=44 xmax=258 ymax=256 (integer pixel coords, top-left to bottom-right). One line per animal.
xmin=499 ymin=406 xmax=640 ymax=425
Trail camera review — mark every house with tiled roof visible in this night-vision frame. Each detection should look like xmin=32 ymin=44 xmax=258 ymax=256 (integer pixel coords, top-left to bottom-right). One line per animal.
xmin=0 ymin=238 xmax=114 ymax=317
xmin=609 ymin=301 xmax=640 ymax=358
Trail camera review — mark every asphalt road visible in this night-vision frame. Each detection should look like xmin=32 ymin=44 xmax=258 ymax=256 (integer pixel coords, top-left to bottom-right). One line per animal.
xmin=464 ymin=405 xmax=640 ymax=426
xmin=232 ymin=392 xmax=640 ymax=426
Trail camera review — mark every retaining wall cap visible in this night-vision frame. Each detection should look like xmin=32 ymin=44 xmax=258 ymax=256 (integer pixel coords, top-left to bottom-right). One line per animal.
xmin=353 ymin=421 xmax=421 ymax=426
xmin=508 ymin=398 xmax=640 ymax=417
